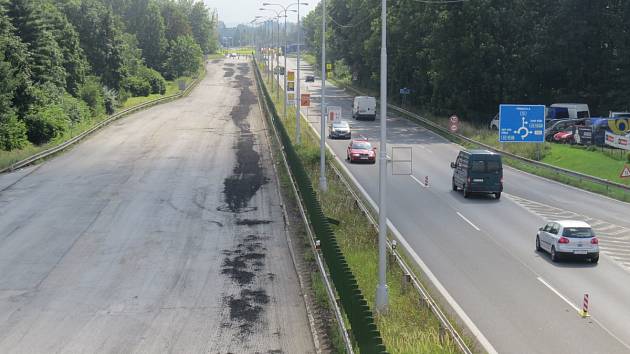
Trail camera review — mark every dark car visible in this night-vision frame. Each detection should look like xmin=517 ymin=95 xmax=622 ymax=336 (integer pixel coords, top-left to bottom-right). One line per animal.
xmin=329 ymin=120 xmax=351 ymax=139
xmin=451 ymin=149 xmax=503 ymax=199
xmin=305 ymin=75 xmax=315 ymax=82
xmin=346 ymin=138 xmax=376 ymax=164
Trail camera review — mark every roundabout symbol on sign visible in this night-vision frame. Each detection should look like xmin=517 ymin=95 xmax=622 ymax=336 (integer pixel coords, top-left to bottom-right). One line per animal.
xmin=450 ymin=115 xmax=459 ymax=124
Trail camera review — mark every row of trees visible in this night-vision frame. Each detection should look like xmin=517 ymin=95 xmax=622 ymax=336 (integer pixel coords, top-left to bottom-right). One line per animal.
xmin=302 ymin=0 xmax=630 ymax=121
xmin=0 ymin=0 xmax=219 ymax=151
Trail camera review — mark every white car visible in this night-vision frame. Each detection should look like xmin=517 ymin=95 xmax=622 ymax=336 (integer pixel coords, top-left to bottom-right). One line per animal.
xmin=489 ymin=113 xmax=499 ymax=130
xmin=536 ymin=220 xmax=599 ymax=263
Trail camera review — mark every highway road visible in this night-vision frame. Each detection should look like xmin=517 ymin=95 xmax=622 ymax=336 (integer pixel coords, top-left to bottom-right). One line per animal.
xmin=0 ymin=59 xmax=316 ymax=353
xmin=276 ymin=55 xmax=630 ymax=353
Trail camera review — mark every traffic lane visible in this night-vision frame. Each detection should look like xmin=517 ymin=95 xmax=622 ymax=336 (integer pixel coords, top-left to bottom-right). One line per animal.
xmin=0 ymin=60 xmax=315 ymax=353
xmin=284 ymin=58 xmax=630 ymax=350
xmin=287 ymin=55 xmax=630 ymax=229
xmin=504 ymin=166 xmax=630 ymax=229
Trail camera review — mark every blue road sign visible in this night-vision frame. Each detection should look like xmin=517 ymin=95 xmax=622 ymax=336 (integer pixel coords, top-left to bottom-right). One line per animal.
xmin=399 ymin=88 xmax=411 ymax=95
xmin=499 ymin=104 xmax=545 ymax=143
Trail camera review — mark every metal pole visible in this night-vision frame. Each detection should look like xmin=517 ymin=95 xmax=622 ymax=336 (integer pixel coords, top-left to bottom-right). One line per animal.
xmin=319 ymin=0 xmax=327 ymax=191
xmin=283 ymin=13 xmax=288 ymax=119
xmin=296 ymin=4 xmax=302 ymax=145
xmin=276 ymin=18 xmax=280 ymax=102
xmin=376 ymin=0 xmax=388 ymax=313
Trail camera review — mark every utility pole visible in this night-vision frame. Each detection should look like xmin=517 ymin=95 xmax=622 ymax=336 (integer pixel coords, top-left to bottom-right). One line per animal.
xmin=319 ymin=0 xmax=327 ymax=191
xmin=296 ymin=4 xmax=302 ymax=144
xmin=376 ymin=0 xmax=388 ymax=313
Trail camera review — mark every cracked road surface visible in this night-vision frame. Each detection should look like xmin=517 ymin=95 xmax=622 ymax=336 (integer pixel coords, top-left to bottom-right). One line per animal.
xmin=0 ymin=58 xmax=315 ymax=353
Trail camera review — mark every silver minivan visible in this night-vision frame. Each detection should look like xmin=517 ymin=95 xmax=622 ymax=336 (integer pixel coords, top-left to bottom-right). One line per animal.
xmin=536 ymin=220 xmax=599 ymax=263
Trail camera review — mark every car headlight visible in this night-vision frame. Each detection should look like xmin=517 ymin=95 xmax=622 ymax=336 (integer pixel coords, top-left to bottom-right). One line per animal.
xmin=352 ymin=153 xmax=360 ymax=156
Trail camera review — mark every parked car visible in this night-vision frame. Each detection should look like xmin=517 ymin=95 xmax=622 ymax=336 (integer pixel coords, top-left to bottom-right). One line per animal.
xmin=536 ymin=220 xmax=599 ymax=263
xmin=545 ymin=119 xmax=585 ymax=141
xmin=548 ymin=103 xmax=590 ymax=119
xmin=552 ymin=130 xmax=574 ymax=144
xmin=451 ymin=149 xmax=503 ymax=199
xmin=305 ymin=75 xmax=315 ymax=82
xmin=609 ymin=111 xmax=630 ymax=118
xmin=329 ymin=120 xmax=351 ymax=139
xmin=352 ymin=96 xmax=377 ymax=121
xmin=346 ymin=138 xmax=376 ymax=164
xmin=489 ymin=113 xmax=499 ymax=130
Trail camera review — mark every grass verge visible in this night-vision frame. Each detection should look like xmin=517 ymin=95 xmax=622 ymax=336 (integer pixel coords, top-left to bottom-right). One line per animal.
xmin=258 ymin=62 xmax=465 ymax=353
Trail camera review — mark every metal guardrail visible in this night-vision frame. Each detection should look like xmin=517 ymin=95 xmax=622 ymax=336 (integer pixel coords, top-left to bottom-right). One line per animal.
xmin=253 ymin=64 xmax=354 ymax=354
xmin=342 ymin=84 xmax=630 ymax=195
xmin=0 ymin=73 xmax=203 ymax=175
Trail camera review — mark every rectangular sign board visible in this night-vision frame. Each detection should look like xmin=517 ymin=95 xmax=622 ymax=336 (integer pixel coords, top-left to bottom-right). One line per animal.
xmin=499 ymin=104 xmax=545 ymax=143
xmin=287 ymin=70 xmax=295 ymax=82
xmin=326 ymin=106 xmax=342 ymax=122
xmin=287 ymin=81 xmax=295 ymax=92
xmin=300 ymin=93 xmax=310 ymax=107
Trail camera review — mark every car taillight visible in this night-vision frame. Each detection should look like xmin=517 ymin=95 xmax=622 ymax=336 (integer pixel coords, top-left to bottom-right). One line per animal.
xmin=558 ymin=237 xmax=570 ymax=244
xmin=591 ymin=238 xmax=599 ymax=245
xmin=500 ymin=177 xmax=504 ymax=184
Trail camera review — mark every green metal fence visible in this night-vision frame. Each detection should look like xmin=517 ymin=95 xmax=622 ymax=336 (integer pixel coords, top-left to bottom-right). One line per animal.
xmin=253 ymin=58 xmax=387 ymax=354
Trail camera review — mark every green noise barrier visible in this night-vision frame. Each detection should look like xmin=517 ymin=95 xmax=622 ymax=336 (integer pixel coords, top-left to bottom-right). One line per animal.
xmin=253 ymin=58 xmax=388 ymax=354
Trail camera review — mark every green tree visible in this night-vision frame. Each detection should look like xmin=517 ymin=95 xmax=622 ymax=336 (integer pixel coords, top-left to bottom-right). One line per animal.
xmin=188 ymin=1 xmax=212 ymax=53
xmin=126 ymin=0 xmax=166 ymax=71
xmin=164 ymin=34 xmax=202 ymax=79
xmin=160 ymin=1 xmax=191 ymax=42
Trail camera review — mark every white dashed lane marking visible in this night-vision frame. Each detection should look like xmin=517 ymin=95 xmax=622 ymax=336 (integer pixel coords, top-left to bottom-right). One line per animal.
xmin=507 ymin=193 xmax=630 ymax=270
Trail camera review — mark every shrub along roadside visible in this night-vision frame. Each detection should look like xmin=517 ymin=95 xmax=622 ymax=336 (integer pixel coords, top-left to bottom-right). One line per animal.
xmin=257 ymin=63 xmax=464 ymax=354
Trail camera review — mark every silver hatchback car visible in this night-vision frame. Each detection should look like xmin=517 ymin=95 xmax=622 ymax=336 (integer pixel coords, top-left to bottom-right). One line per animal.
xmin=536 ymin=220 xmax=599 ymax=263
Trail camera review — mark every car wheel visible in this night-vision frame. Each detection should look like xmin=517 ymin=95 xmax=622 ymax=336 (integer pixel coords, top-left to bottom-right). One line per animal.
xmin=495 ymin=192 xmax=501 ymax=199
xmin=452 ymin=179 xmax=457 ymax=191
xmin=463 ymin=185 xmax=470 ymax=198
xmin=550 ymin=246 xmax=558 ymax=262
xmin=536 ymin=236 xmax=542 ymax=252
xmin=591 ymin=256 xmax=599 ymax=264
xmin=346 ymin=153 xmax=350 ymax=161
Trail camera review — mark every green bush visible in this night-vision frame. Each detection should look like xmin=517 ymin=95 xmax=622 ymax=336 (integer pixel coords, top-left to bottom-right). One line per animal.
xmin=122 ymin=76 xmax=151 ymax=97
xmin=138 ymin=66 xmax=166 ymax=94
xmin=78 ymin=76 xmax=105 ymax=117
xmin=25 ymin=105 xmax=69 ymax=145
xmin=61 ymin=94 xmax=91 ymax=123
xmin=0 ymin=113 xmax=28 ymax=151
xmin=103 ymin=87 xmax=118 ymax=114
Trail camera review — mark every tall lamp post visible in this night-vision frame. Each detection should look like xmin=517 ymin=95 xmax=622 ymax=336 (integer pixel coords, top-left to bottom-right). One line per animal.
xmin=256 ymin=15 xmax=279 ymax=89
xmin=260 ymin=8 xmax=284 ymax=102
xmin=376 ymin=0 xmax=388 ymax=313
xmin=319 ymin=0 xmax=327 ymax=191
xmin=263 ymin=3 xmax=307 ymax=127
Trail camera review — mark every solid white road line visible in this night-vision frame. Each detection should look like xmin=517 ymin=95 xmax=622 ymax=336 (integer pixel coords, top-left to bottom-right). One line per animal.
xmin=457 ymin=212 xmax=481 ymax=231
xmin=410 ymin=175 xmax=427 ymax=188
xmin=537 ymin=277 xmax=580 ymax=312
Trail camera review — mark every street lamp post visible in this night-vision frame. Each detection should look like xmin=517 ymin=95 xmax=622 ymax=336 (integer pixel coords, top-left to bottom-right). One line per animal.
xmin=376 ymin=0 xmax=388 ymax=313
xmin=319 ymin=0 xmax=327 ymax=191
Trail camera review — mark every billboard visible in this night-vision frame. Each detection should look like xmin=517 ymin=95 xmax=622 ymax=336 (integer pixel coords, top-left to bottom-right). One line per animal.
xmin=603 ymin=118 xmax=630 ymax=150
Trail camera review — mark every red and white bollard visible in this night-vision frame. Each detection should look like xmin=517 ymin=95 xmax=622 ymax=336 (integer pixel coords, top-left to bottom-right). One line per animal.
xmin=425 ymin=176 xmax=429 ymax=187
xmin=579 ymin=293 xmax=590 ymax=318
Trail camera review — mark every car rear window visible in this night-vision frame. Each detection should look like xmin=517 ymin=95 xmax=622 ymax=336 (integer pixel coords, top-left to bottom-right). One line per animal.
xmin=562 ymin=227 xmax=594 ymax=238
xmin=470 ymin=159 xmax=501 ymax=173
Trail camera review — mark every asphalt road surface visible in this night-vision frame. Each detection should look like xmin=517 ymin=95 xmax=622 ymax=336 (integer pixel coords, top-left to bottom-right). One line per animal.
xmin=276 ymin=55 xmax=630 ymax=354
xmin=0 ymin=58 xmax=316 ymax=353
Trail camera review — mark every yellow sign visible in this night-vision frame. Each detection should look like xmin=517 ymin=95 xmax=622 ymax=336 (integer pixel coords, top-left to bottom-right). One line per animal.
xmin=326 ymin=63 xmax=332 ymax=71
xmin=287 ymin=70 xmax=295 ymax=82
xmin=287 ymin=81 xmax=295 ymax=92
xmin=288 ymin=93 xmax=295 ymax=101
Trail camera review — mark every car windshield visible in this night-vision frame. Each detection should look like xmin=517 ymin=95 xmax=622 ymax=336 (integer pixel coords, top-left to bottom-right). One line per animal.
xmin=352 ymin=141 xmax=371 ymax=149
xmin=333 ymin=122 xmax=349 ymax=129
xmin=562 ymin=227 xmax=594 ymax=238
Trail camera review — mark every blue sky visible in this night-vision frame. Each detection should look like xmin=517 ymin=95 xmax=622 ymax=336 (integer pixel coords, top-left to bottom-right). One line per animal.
xmin=204 ymin=0 xmax=321 ymax=27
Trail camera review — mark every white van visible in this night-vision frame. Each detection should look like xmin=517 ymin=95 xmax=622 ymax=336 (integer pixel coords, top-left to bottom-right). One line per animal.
xmin=352 ymin=96 xmax=376 ymax=121
xmin=548 ymin=103 xmax=590 ymax=119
